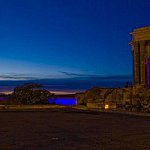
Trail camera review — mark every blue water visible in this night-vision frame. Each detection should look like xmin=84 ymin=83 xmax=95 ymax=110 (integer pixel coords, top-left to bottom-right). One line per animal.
xmin=0 ymin=76 xmax=132 ymax=93
xmin=48 ymin=97 xmax=76 ymax=106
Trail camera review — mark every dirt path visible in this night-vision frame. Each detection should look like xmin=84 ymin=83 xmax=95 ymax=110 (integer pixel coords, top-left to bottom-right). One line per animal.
xmin=0 ymin=109 xmax=150 ymax=150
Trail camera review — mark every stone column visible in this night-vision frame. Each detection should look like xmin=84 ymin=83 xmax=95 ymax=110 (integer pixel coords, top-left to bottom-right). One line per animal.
xmin=147 ymin=40 xmax=150 ymax=87
xmin=134 ymin=42 xmax=140 ymax=86
xmin=131 ymin=48 xmax=135 ymax=86
xmin=147 ymin=40 xmax=150 ymax=56
xmin=140 ymin=41 xmax=146 ymax=87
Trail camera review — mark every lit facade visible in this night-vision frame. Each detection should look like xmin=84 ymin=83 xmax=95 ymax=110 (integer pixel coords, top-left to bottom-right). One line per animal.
xmin=130 ymin=26 xmax=150 ymax=88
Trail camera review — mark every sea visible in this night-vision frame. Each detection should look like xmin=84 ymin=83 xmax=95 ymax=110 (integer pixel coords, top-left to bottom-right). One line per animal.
xmin=0 ymin=76 xmax=132 ymax=94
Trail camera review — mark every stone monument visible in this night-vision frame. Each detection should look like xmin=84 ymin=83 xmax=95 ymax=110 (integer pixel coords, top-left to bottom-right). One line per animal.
xmin=130 ymin=26 xmax=150 ymax=88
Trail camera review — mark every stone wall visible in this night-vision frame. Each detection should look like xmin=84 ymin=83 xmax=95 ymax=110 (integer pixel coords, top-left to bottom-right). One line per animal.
xmin=76 ymin=87 xmax=131 ymax=105
xmin=76 ymin=86 xmax=150 ymax=112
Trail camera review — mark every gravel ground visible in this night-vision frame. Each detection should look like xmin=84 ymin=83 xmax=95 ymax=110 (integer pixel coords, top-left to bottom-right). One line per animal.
xmin=0 ymin=108 xmax=150 ymax=150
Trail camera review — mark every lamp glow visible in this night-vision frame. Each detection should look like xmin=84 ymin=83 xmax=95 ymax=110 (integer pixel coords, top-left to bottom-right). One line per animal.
xmin=105 ymin=104 xmax=109 ymax=109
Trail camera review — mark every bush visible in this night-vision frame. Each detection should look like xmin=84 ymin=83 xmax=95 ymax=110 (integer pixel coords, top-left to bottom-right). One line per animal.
xmin=10 ymin=83 xmax=53 ymax=104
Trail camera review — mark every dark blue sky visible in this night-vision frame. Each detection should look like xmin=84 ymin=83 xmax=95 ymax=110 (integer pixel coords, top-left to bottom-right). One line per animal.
xmin=0 ymin=0 xmax=150 ymax=80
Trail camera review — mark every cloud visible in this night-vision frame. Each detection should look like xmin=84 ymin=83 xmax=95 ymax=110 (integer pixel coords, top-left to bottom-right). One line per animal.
xmin=0 ymin=73 xmax=38 ymax=80
xmin=59 ymin=71 xmax=88 ymax=77
xmin=60 ymin=71 xmax=132 ymax=81
xmin=0 ymin=72 xmax=132 ymax=82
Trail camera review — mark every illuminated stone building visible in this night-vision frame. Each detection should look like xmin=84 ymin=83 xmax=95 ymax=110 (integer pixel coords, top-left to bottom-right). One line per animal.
xmin=130 ymin=26 xmax=150 ymax=88
xmin=77 ymin=27 xmax=150 ymax=111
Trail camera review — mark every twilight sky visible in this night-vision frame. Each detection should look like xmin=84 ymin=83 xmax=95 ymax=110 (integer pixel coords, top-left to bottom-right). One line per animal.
xmin=0 ymin=0 xmax=150 ymax=80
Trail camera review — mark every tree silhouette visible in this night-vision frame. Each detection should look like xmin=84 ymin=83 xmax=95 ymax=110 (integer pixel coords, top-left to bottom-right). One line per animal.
xmin=11 ymin=83 xmax=53 ymax=104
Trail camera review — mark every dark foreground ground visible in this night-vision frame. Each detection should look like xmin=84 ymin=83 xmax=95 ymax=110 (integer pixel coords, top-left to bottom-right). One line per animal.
xmin=0 ymin=108 xmax=150 ymax=150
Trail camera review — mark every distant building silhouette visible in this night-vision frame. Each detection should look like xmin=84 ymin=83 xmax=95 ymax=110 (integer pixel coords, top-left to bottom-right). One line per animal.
xmin=130 ymin=26 xmax=150 ymax=88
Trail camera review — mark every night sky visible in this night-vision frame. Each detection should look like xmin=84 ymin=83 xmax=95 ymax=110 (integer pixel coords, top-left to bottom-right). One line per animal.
xmin=0 ymin=0 xmax=150 ymax=80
